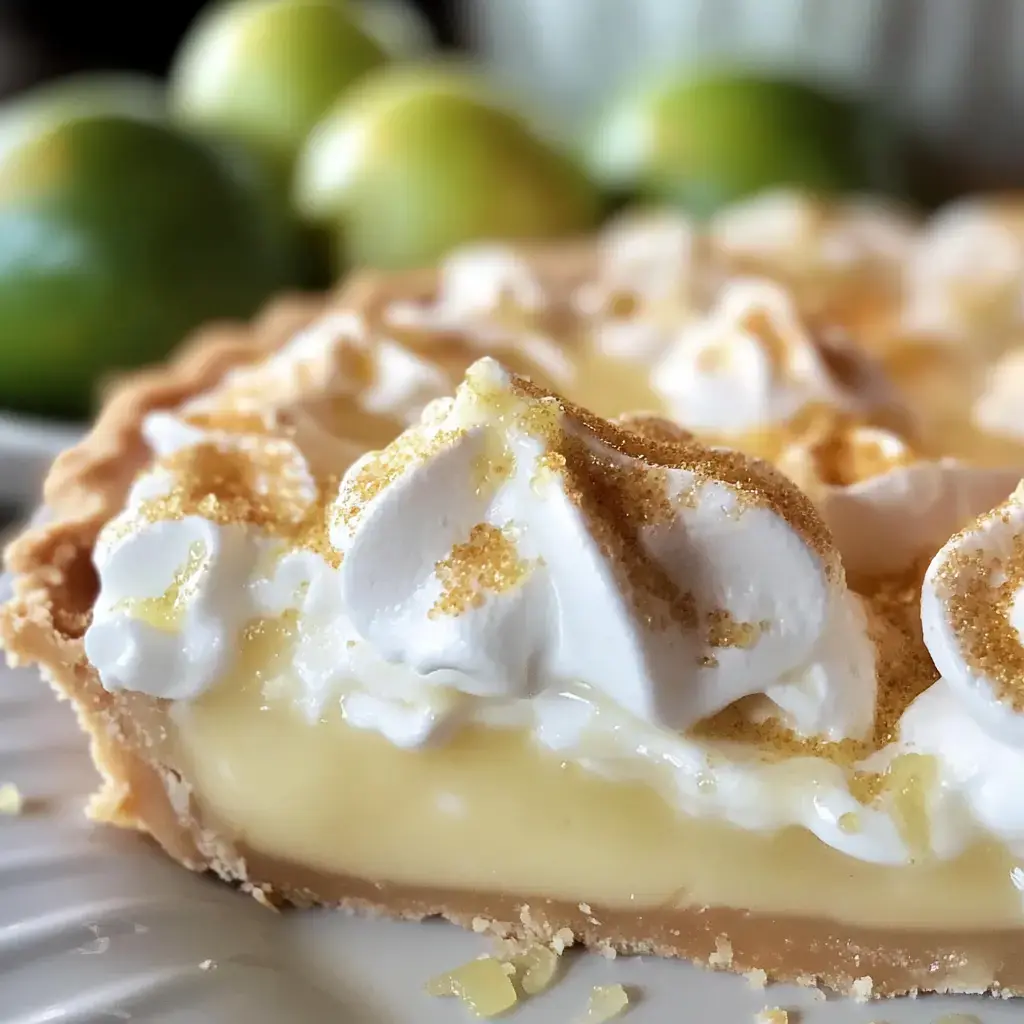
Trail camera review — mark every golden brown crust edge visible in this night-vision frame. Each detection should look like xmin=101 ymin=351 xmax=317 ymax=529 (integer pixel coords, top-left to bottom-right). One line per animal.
xmin=1 ymin=257 xmax=1021 ymax=1001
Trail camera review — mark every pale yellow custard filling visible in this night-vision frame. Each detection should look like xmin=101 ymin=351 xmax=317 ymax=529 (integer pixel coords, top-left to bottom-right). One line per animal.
xmin=170 ymin=641 xmax=1024 ymax=932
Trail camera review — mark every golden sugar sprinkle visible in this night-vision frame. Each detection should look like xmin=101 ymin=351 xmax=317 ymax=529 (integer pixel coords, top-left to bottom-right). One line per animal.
xmin=706 ymin=610 xmax=768 ymax=649
xmin=510 ymin=371 xmax=836 ymax=561
xmin=430 ymin=523 xmax=532 ymax=619
xmin=792 ymin=416 xmax=915 ymax=489
xmin=141 ymin=442 xmax=341 ymax=567
xmin=934 ymin=496 xmax=1024 ymax=710
xmin=694 ymin=556 xmax=938 ymax=770
xmin=335 ymin=425 xmax=463 ymax=532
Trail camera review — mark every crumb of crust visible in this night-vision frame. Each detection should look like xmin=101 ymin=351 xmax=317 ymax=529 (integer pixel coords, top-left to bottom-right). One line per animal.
xmin=198 ymin=959 xmax=216 ymax=971
xmin=249 ymin=886 xmax=281 ymax=913
xmin=708 ymin=934 xmax=734 ymax=968
xmin=511 ymin=944 xmax=560 ymax=996
xmin=580 ymin=983 xmax=630 ymax=1023
xmin=0 ymin=782 xmax=23 ymax=814
xmin=851 ymin=975 xmax=874 ymax=1002
xmin=597 ymin=941 xmax=618 ymax=960
xmin=745 ymin=968 xmax=768 ymax=989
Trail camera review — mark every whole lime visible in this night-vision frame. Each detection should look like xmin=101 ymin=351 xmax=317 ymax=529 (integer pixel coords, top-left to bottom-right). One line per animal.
xmin=294 ymin=65 xmax=601 ymax=270
xmin=169 ymin=0 xmax=388 ymax=176
xmin=352 ymin=0 xmax=434 ymax=57
xmin=0 ymin=110 xmax=295 ymax=417
xmin=587 ymin=71 xmax=909 ymax=215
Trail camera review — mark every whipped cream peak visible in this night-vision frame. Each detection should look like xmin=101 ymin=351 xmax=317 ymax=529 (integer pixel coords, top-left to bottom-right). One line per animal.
xmin=575 ymin=213 xmax=697 ymax=362
xmin=651 ymin=278 xmax=901 ymax=435
xmin=815 ymin=458 xmax=1023 ymax=580
xmin=330 ymin=356 xmax=875 ymax=738
xmin=776 ymin=419 xmax=916 ymax=496
xmin=382 ymin=246 xmax=575 ymax=390
xmin=386 ymin=245 xmax=547 ymax=329
xmin=903 ymin=198 xmax=1024 ymax=342
xmin=709 ymin=190 xmax=915 ymax=275
xmin=973 ymin=346 xmax=1024 ymax=441
xmin=922 ymin=482 xmax=1024 ymax=747
xmin=184 ymin=311 xmax=452 ymax=446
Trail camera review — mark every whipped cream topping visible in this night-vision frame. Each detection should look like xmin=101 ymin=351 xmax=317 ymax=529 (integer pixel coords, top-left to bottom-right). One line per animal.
xmin=651 ymin=279 xmax=901 ymax=435
xmin=85 ymin=421 xmax=321 ymax=701
xmin=903 ymin=199 xmax=1024 ymax=342
xmin=973 ymin=346 xmax=1024 ymax=441
xmin=776 ymin=421 xmax=914 ymax=498
xmin=709 ymin=190 xmax=915 ymax=277
xmin=383 ymin=246 xmax=574 ymax=388
xmin=330 ymin=357 xmax=875 ymax=739
xmin=817 ymin=460 xmax=1022 ymax=579
xmin=574 ymin=212 xmax=697 ymax=361
xmin=922 ymin=484 xmax=1024 ymax=746
xmin=187 ymin=311 xmax=453 ymax=437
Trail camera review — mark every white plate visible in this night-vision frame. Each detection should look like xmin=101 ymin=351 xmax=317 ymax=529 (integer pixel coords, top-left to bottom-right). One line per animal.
xmin=0 ymin=413 xmax=81 ymax=509
xmin=1 ymin=620 xmax=1021 ymax=1022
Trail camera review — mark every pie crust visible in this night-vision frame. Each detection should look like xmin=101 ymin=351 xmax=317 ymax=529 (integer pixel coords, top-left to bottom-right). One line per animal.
xmin=4 ymin=244 xmax=1024 ymax=1002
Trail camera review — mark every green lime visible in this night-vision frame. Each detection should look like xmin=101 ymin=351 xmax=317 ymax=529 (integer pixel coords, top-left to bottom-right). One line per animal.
xmin=294 ymin=65 xmax=600 ymax=270
xmin=352 ymin=0 xmax=434 ymax=57
xmin=0 ymin=110 xmax=295 ymax=418
xmin=169 ymin=0 xmax=388 ymax=176
xmin=587 ymin=70 xmax=909 ymax=215
xmin=0 ymin=73 xmax=167 ymax=164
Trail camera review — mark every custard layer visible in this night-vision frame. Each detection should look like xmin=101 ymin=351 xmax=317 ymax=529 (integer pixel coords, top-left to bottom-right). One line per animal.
xmin=170 ymin=668 xmax=1024 ymax=932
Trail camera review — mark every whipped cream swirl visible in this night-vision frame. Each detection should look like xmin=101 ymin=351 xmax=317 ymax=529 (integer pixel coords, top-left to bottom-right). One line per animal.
xmin=330 ymin=357 xmax=876 ymax=738
xmin=903 ymin=198 xmax=1024 ymax=343
xmin=652 ymin=279 xmax=902 ymax=435
xmin=575 ymin=212 xmax=697 ymax=361
xmin=710 ymin=190 xmax=915 ymax=277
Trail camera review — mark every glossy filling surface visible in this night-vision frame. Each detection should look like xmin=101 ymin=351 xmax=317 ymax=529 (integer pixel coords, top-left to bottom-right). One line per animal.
xmin=170 ymin=643 xmax=1024 ymax=932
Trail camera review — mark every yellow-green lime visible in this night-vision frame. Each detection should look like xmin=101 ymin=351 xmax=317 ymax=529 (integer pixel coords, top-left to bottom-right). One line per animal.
xmin=294 ymin=64 xmax=601 ymax=270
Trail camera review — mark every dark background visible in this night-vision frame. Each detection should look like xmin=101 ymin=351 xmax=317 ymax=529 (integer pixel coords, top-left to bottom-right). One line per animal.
xmin=0 ymin=1 xmax=456 ymax=97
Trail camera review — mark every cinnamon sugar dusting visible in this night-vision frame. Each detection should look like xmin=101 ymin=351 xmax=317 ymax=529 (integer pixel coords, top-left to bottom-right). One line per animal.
xmin=430 ymin=524 xmax=532 ymax=619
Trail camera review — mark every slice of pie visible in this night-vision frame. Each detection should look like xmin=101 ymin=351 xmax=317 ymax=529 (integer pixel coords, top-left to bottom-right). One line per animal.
xmin=8 ymin=191 xmax=1024 ymax=1000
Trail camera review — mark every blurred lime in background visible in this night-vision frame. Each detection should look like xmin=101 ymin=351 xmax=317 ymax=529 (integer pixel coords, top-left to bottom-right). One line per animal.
xmin=169 ymin=0 xmax=388 ymax=176
xmin=295 ymin=65 xmax=601 ymax=270
xmin=0 ymin=0 xmax=930 ymax=422
xmin=0 ymin=86 xmax=298 ymax=417
xmin=587 ymin=70 xmax=911 ymax=215
xmin=169 ymin=0 xmax=398 ymax=286
xmin=355 ymin=0 xmax=434 ymax=57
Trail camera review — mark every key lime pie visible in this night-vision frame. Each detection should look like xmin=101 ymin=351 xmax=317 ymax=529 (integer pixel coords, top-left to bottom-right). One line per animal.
xmin=9 ymin=190 xmax=1024 ymax=999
